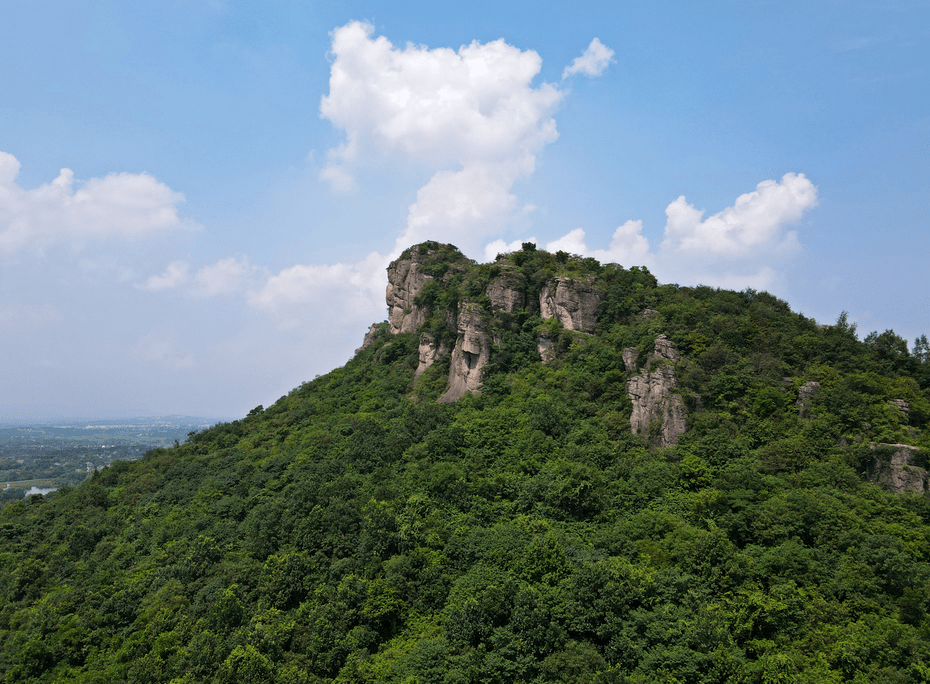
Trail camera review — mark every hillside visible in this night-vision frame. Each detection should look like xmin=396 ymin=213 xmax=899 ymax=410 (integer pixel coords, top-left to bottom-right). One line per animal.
xmin=2 ymin=241 xmax=930 ymax=683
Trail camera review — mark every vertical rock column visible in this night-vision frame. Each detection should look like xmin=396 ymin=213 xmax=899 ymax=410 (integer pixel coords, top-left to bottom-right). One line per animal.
xmin=438 ymin=304 xmax=495 ymax=403
xmin=626 ymin=334 xmax=687 ymax=447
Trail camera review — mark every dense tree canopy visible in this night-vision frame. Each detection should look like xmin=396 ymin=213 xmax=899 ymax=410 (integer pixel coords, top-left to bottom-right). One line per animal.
xmin=2 ymin=245 xmax=930 ymax=682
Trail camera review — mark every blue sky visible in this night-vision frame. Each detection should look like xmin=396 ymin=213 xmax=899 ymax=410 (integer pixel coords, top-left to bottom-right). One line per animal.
xmin=1 ymin=0 xmax=928 ymax=422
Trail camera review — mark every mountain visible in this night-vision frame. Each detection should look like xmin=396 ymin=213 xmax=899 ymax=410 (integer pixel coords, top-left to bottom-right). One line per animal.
xmin=2 ymin=241 xmax=930 ymax=683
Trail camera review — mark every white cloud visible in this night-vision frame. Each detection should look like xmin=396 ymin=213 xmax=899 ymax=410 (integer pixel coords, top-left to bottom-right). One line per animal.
xmin=563 ymin=38 xmax=615 ymax=79
xmin=483 ymin=236 xmax=538 ymax=262
xmin=143 ymin=261 xmax=190 ymax=291
xmin=661 ymin=172 xmax=818 ymax=256
xmin=195 ymin=256 xmax=256 ymax=296
xmin=544 ymin=221 xmax=654 ymax=267
xmin=247 ymin=251 xmax=387 ymax=332
xmin=400 ymin=162 xmax=524 ymax=252
xmin=319 ymin=21 xmax=564 ymax=256
xmin=541 ymin=174 xmax=817 ymax=291
xmin=0 ymin=151 xmax=186 ymax=254
xmin=248 ymin=23 xmax=597 ymax=351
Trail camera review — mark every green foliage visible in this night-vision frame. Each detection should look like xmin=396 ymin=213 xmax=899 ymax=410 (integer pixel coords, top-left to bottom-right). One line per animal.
xmin=2 ymin=245 xmax=930 ymax=682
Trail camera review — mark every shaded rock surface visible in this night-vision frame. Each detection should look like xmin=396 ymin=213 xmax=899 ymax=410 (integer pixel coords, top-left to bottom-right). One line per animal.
xmin=486 ymin=268 xmax=526 ymax=314
xmin=796 ymin=381 xmax=821 ymax=419
xmin=622 ymin=347 xmax=639 ymax=372
xmin=627 ymin=335 xmax=687 ymax=447
xmin=386 ymin=258 xmax=433 ymax=335
xmin=889 ymin=399 xmax=910 ymax=420
xmin=438 ymin=304 xmax=496 ymax=403
xmin=869 ymin=444 xmax=928 ymax=493
xmin=537 ymin=334 xmax=556 ymax=363
xmin=539 ymin=277 xmax=602 ymax=333
xmin=415 ymin=333 xmax=450 ymax=378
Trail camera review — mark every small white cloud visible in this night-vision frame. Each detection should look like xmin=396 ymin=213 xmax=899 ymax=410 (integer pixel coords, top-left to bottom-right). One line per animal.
xmin=562 ymin=38 xmax=615 ymax=79
xmin=545 ymin=227 xmax=589 ymax=255
xmin=545 ymin=221 xmax=654 ymax=267
xmin=661 ymin=172 xmax=818 ymax=256
xmin=0 ymin=151 xmax=186 ymax=254
xmin=483 ymin=236 xmax=537 ymax=262
xmin=194 ymin=256 xmax=255 ymax=297
xmin=143 ymin=261 xmax=190 ymax=291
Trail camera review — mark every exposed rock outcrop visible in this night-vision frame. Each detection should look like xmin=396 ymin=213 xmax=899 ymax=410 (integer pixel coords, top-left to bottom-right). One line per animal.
xmin=486 ymin=268 xmax=526 ymax=313
xmin=889 ymin=399 xmax=910 ymax=421
xmin=622 ymin=347 xmax=639 ymax=372
xmin=627 ymin=335 xmax=686 ymax=447
xmin=385 ymin=245 xmax=470 ymax=335
xmin=415 ymin=333 xmax=451 ymax=378
xmin=796 ymin=381 xmax=821 ymax=419
xmin=386 ymin=257 xmax=432 ymax=335
xmin=438 ymin=304 xmax=497 ymax=403
xmin=355 ymin=323 xmax=384 ymax=355
xmin=539 ymin=277 xmax=602 ymax=333
xmin=652 ymin=334 xmax=679 ymax=362
xmin=537 ymin=333 xmax=556 ymax=363
xmin=868 ymin=444 xmax=928 ymax=493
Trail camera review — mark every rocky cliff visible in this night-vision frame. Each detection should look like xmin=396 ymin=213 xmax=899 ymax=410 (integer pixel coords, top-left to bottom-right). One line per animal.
xmin=868 ymin=444 xmax=929 ymax=493
xmin=538 ymin=277 xmax=602 ymax=333
xmin=385 ymin=245 xmax=470 ymax=335
xmin=486 ymin=267 xmax=526 ymax=314
xmin=438 ymin=304 xmax=498 ymax=403
xmin=626 ymin=334 xmax=687 ymax=447
xmin=370 ymin=243 xmax=675 ymax=430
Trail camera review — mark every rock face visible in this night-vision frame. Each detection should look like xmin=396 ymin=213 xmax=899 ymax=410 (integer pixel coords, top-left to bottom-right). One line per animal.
xmin=386 ymin=257 xmax=433 ymax=335
xmin=627 ymin=335 xmax=687 ymax=447
xmin=355 ymin=323 xmax=383 ymax=355
xmin=438 ymin=304 xmax=496 ymax=403
xmin=869 ymin=444 xmax=928 ymax=493
xmin=796 ymin=381 xmax=821 ymax=419
xmin=622 ymin=347 xmax=639 ymax=372
xmin=486 ymin=268 xmax=525 ymax=313
xmin=415 ymin=333 xmax=450 ymax=378
xmin=539 ymin=277 xmax=602 ymax=333
xmin=537 ymin=334 xmax=556 ymax=363
xmin=889 ymin=399 xmax=910 ymax=421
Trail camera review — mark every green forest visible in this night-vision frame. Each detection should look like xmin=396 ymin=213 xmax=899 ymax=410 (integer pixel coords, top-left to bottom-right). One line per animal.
xmin=2 ymin=242 xmax=930 ymax=683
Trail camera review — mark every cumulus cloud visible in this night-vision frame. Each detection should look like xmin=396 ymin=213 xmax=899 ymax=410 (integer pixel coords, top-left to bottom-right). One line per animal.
xmin=0 ymin=151 xmax=185 ymax=254
xmin=537 ymin=174 xmax=818 ymax=290
xmin=143 ymin=261 xmax=190 ymax=291
xmin=563 ymin=38 xmax=615 ymax=79
xmin=250 ymin=23 xmax=600 ymax=345
xmin=247 ymin=251 xmax=387 ymax=332
xmin=545 ymin=221 xmax=654 ymax=267
xmin=661 ymin=173 xmax=817 ymax=256
xmin=319 ymin=21 xmax=563 ymax=256
xmin=483 ymin=236 xmax=538 ymax=262
xmin=195 ymin=256 xmax=256 ymax=296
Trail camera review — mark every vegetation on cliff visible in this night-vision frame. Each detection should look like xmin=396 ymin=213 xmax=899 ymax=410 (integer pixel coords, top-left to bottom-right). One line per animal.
xmin=2 ymin=242 xmax=930 ymax=682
